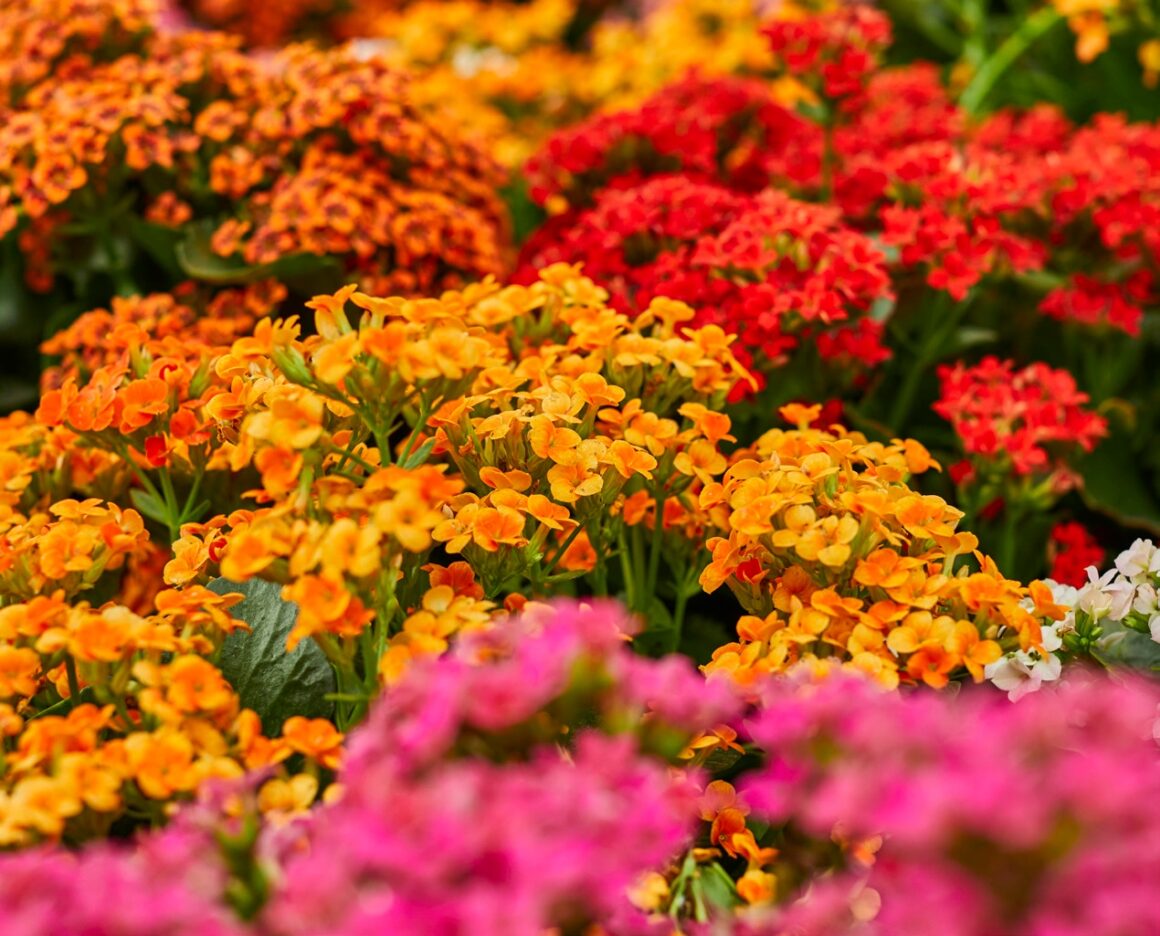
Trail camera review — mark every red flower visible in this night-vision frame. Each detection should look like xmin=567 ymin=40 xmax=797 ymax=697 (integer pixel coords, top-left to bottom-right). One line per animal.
xmin=934 ymin=357 xmax=1107 ymax=479
xmin=1048 ymin=522 xmax=1105 ymax=587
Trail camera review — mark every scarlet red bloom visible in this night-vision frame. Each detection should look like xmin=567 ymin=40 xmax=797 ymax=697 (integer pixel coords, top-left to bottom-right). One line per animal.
xmin=517 ymin=177 xmax=892 ymax=379
xmin=934 ymin=357 xmax=1107 ymax=477
xmin=1048 ymin=522 xmax=1106 ymax=587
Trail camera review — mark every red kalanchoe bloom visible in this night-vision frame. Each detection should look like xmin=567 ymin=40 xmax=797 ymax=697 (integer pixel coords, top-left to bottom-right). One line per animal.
xmin=1048 ymin=521 xmax=1106 ymax=587
xmin=934 ymin=356 xmax=1107 ymax=477
xmin=762 ymin=6 xmax=892 ymax=103
xmin=524 ymin=74 xmax=820 ymax=209
xmin=517 ymin=176 xmax=892 ymax=376
xmin=1039 ymin=272 xmax=1148 ymax=336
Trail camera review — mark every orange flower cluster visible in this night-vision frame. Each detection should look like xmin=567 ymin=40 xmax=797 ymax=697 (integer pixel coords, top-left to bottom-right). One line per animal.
xmin=0 ymin=586 xmax=336 ymax=845
xmin=0 ymin=1 xmax=508 ymax=309
xmin=700 ymin=404 xmax=1064 ymax=691
xmin=156 ymin=266 xmax=751 ymax=703
xmin=0 ymin=0 xmax=159 ymax=103
xmin=0 ymin=499 xmax=148 ymax=602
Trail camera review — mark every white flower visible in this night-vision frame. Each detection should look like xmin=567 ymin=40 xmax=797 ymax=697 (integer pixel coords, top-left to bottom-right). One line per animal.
xmin=1039 ymin=622 xmax=1063 ymax=653
xmin=1114 ymin=539 xmax=1160 ymax=583
xmin=1135 ymin=583 xmax=1159 ymax=616
xmin=1075 ymin=568 xmax=1118 ymax=620
xmin=1105 ymin=577 xmax=1139 ymax=622
xmin=985 ymin=648 xmax=1063 ymax=702
xmin=1044 ymin=579 xmax=1079 ymax=609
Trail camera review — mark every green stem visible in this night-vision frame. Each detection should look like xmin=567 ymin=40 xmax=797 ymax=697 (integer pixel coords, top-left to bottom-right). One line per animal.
xmin=617 ymin=529 xmax=637 ymax=610
xmin=670 ymin=585 xmax=690 ymax=654
xmin=65 ymin=655 xmax=82 ymax=703
xmin=331 ymin=442 xmax=378 ymax=475
xmin=398 ymin=400 xmax=431 ymax=466
xmin=645 ymin=494 xmax=665 ymax=601
xmin=959 ymin=8 xmax=1063 ymax=114
xmin=542 ymin=525 xmax=584 ymax=578
xmin=589 ymin=525 xmax=608 ymax=596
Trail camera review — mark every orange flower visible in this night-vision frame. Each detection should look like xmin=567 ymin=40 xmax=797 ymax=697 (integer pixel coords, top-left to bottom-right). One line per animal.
xmin=125 ymin=731 xmax=198 ymax=800
xmin=0 ymin=646 xmax=40 ymax=699
xmin=117 ymin=378 xmax=170 ymax=433
xmin=528 ymin=415 xmax=581 ymax=463
xmin=282 ymin=716 xmax=344 ymax=770
xmin=674 ymin=439 xmax=726 ymax=484
xmin=906 ymin=644 xmax=957 ymax=689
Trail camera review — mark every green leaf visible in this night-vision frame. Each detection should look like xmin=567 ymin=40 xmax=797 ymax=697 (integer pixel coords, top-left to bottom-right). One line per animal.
xmin=1095 ymin=622 xmax=1160 ymax=673
xmin=176 ymin=222 xmax=341 ymax=287
xmin=129 ymin=487 xmax=170 ymax=527
xmin=1076 ymin=423 xmax=1160 ymax=536
xmin=501 ymin=177 xmax=547 ymax=246
xmin=699 ymin=862 xmax=742 ymax=912
xmin=400 ymin=437 xmax=437 ymax=469
xmin=126 ymin=216 xmax=185 ymax=279
xmin=631 ymin=596 xmax=676 ymax=657
xmin=208 ymin=578 xmax=336 ymax=735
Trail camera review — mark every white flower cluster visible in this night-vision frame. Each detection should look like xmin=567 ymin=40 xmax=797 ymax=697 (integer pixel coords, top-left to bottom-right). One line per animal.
xmin=985 ymin=539 xmax=1160 ymax=702
xmin=1075 ymin=538 xmax=1160 ymax=640
xmin=984 ymin=580 xmax=1076 ymax=702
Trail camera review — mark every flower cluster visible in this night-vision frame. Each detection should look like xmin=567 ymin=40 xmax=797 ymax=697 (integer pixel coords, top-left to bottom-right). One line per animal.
xmin=700 ymin=404 xmax=1063 ymax=691
xmin=1048 ymin=520 xmax=1105 ymax=587
xmin=737 ymin=671 xmax=1160 ymax=935
xmin=518 ymin=178 xmax=892 ymax=393
xmin=262 ymin=599 xmax=739 ymax=935
xmin=0 ymin=2 xmax=508 ymax=331
xmin=156 ymin=266 xmax=752 ymax=715
xmin=0 ymin=582 xmax=337 ymax=844
xmin=1071 ymin=538 xmax=1160 ymax=643
xmin=935 ymin=357 xmax=1106 ymax=483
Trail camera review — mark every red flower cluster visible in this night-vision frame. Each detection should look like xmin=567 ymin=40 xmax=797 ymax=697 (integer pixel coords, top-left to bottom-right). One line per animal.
xmin=762 ymin=5 xmax=891 ymax=102
xmin=524 ymin=21 xmax=1160 ymax=327
xmin=934 ymin=357 xmax=1107 ymax=477
xmin=1040 ymin=273 xmax=1148 ymax=335
xmin=516 ymin=176 xmax=892 ymax=383
xmin=523 ymin=74 xmax=819 ymax=209
xmin=1048 ymin=521 xmax=1105 ymax=587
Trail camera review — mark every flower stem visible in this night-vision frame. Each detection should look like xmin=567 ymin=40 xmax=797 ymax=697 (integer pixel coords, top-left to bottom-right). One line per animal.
xmin=959 ymin=8 xmax=1063 ymax=114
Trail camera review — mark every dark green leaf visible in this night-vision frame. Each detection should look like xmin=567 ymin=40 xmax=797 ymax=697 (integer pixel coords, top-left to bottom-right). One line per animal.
xmin=208 ymin=578 xmax=336 ymax=735
xmin=1095 ymin=622 xmax=1160 ymax=673
xmin=129 ymin=487 xmax=170 ymax=527
xmin=702 ymin=746 xmax=745 ymax=775
xmin=1076 ymin=424 xmax=1160 ymax=536
xmin=126 ymin=217 xmax=185 ymax=279
xmin=631 ymin=597 xmax=676 ymax=657
xmin=176 ymin=222 xmax=341 ymax=287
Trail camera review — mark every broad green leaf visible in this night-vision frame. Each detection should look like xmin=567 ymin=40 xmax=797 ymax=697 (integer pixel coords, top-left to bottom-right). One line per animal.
xmin=208 ymin=578 xmax=336 ymax=735
xmin=1076 ymin=424 xmax=1160 ymax=536
xmin=176 ymin=222 xmax=341 ymax=287
xmin=1095 ymin=622 xmax=1160 ymax=673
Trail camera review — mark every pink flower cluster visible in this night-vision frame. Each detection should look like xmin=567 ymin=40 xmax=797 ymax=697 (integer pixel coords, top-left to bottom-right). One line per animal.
xmin=0 ymin=816 xmax=243 ymax=935
xmin=264 ymin=600 xmax=739 ymax=935
xmin=740 ymin=672 xmax=1160 ymax=935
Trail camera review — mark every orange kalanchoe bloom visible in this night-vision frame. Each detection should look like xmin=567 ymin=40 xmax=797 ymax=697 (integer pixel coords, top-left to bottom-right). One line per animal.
xmin=701 ymin=405 xmax=1047 ymax=691
xmin=0 ymin=4 xmax=509 ymax=316
xmin=0 ymin=585 xmax=332 ymax=846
